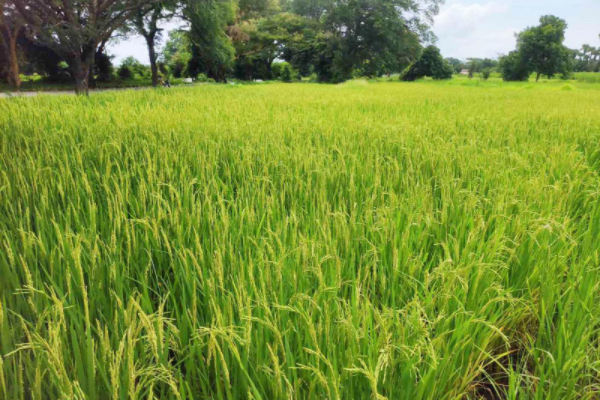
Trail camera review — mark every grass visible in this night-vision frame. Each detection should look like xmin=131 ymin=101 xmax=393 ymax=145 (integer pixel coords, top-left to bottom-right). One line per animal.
xmin=574 ymin=72 xmax=600 ymax=83
xmin=0 ymin=76 xmax=186 ymax=93
xmin=1 ymin=80 xmax=600 ymax=400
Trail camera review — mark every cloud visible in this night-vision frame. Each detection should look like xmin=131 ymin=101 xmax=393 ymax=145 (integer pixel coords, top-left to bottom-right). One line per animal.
xmin=435 ymin=2 xmax=508 ymax=36
xmin=433 ymin=1 xmax=515 ymax=59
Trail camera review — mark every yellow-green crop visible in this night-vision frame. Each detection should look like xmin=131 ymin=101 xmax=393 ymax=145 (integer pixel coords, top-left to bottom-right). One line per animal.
xmin=1 ymin=81 xmax=599 ymax=399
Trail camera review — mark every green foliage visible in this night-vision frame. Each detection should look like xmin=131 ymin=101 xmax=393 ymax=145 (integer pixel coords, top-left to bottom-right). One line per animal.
xmin=233 ymin=0 xmax=440 ymax=82
xmin=119 ymin=56 xmax=150 ymax=78
xmin=93 ymin=52 xmax=114 ymax=82
xmin=466 ymin=58 xmax=498 ymax=78
xmin=288 ymin=0 xmax=332 ymax=19
xmin=311 ymin=32 xmax=351 ymax=82
xmin=161 ymin=30 xmax=192 ymax=78
xmin=117 ymin=64 xmax=132 ymax=79
xmin=317 ymin=0 xmax=434 ymax=81
xmin=516 ymin=15 xmax=572 ymax=80
xmin=280 ymin=63 xmax=293 ymax=81
xmin=499 ymin=50 xmax=531 ymax=81
xmin=234 ymin=13 xmax=316 ymax=80
xmin=1 ymin=82 xmax=600 ymax=399
xmin=401 ymin=45 xmax=454 ymax=81
xmin=445 ymin=57 xmax=465 ymax=74
xmin=571 ymin=44 xmax=600 ymax=73
xmin=183 ymin=0 xmax=236 ymax=82
xmin=482 ymin=68 xmax=491 ymax=80
xmin=575 ymin=72 xmax=600 ymax=83
xmin=271 ymin=61 xmax=288 ymax=79
xmin=12 ymin=0 xmax=163 ymax=93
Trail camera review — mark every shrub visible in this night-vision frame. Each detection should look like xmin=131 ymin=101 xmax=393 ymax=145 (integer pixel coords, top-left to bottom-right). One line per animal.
xmin=158 ymin=62 xmax=169 ymax=76
xmin=433 ymin=61 xmax=454 ymax=80
xmin=281 ymin=64 xmax=293 ymax=82
xmin=499 ymin=51 xmax=530 ymax=81
xmin=272 ymin=62 xmax=291 ymax=80
xmin=401 ymin=46 xmax=454 ymax=81
xmin=117 ymin=65 xmax=132 ymax=80
xmin=482 ymin=68 xmax=492 ymax=80
xmin=94 ymin=52 xmax=114 ymax=83
xmin=171 ymin=60 xmax=186 ymax=78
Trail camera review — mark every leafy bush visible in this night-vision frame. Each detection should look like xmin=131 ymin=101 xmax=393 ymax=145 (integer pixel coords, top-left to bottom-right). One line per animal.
xmin=117 ymin=65 xmax=132 ymax=80
xmin=281 ymin=64 xmax=293 ymax=82
xmin=401 ymin=46 xmax=454 ymax=81
xmin=171 ymin=60 xmax=186 ymax=78
xmin=94 ymin=52 xmax=114 ymax=83
xmin=499 ymin=51 xmax=530 ymax=81
xmin=482 ymin=68 xmax=492 ymax=80
xmin=118 ymin=57 xmax=151 ymax=79
xmin=271 ymin=62 xmax=288 ymax=80
xmin=271 ymin=62 xmax=286 ymax=80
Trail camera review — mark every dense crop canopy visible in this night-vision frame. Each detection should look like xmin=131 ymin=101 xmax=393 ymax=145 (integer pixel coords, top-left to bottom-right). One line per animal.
xmin=1 ymin=80 xmax=600 ymax=399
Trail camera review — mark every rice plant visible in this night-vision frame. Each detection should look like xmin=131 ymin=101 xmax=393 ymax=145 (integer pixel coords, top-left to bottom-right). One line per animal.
xmin=1 ymin=81 xmax=599 ymax=399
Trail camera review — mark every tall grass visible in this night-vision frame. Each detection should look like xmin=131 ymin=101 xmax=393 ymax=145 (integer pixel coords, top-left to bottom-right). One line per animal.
xmin=1 ymin=81 xmax=599 ymax=399
xmin=574 ymin=72 xmax=600 ymax=84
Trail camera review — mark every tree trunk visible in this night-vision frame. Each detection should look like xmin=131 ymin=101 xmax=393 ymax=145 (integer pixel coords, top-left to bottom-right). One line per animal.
xmin=245 ymin=61 xmax=252 ymax=80
xmin=220 ymin=65 xmax=227 ymax=83
xmin=88 ymin=68 xmax=96 ymax=89
xmin=145 ymin=35 xmax=159 ymax=87
xmin=72 ymin=53 xmax=95 ymax=95
xmin=2 ymin=24 xmax=21 ymax=91
xmin=265 ymin=59 xmax=273 ymax=80
xmin=536 ymin=72 xmax=541 ymax=82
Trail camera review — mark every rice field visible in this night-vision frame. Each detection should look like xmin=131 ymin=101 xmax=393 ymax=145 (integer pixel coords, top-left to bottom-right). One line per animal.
xmin=575 ymin=72 xmax=600 ymax=84
xmin=1 ymin=80 xmax=600 ymax=400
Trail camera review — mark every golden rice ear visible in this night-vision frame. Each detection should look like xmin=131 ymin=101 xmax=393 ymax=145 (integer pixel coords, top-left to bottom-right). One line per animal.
xmin=1 ymin=78 xmax=599 ymax=400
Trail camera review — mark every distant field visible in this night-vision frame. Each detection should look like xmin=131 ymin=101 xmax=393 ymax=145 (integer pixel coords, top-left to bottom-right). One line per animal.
xmin=0 ymin=76 xmax=186 ymax=93
xmin=1 ymin=81 xmax=600 ymax=400
xmin=574 ymin=72 xmax=600 ymax=83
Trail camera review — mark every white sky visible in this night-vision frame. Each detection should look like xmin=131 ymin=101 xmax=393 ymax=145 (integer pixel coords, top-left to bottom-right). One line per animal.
xmin=433 ymin=0 xmax=600 ymax=60
xmin=108 ymin=20 xmax=182 ymax=66
xmin=108 ymin=0 xmax=600 ymax=65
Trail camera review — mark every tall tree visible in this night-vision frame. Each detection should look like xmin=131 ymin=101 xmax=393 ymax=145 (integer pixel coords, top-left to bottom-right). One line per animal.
xmin=0 ymin=0 xmax=23 ymax=89
xmin=401 ymin=45 xmax=453 ymax=81
xmin=12 ymin=0 xmax=159 ymax=94
xmin=498 ymin=50 xmax=530 ymax=81
xmin=234 ymin=12 xmax=312 ymax=79
xmin=317 ymin=0 xmax=441 ymax=81
xmin=182 ymin=0 xmax=236 ymax=82
xmin=131 ymin=2 xmax=177 ymax=87
xmin=517 ymin=15 xmax=571 ymax=81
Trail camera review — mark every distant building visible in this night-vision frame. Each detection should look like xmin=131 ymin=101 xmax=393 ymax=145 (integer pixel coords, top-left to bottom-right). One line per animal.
xmin=460 ymin=69 xmax=470 ymax=75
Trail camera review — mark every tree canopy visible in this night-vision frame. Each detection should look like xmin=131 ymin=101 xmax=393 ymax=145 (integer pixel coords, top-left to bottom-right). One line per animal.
xmin=10 ymin=0 xmax=161 ymax=93
xmin=401 ymin=45 xmax=453 ymax=81
xmin=7 ymin=0 xmax=596 ymax=91
xmin=500 ymin=15 xmax=572 ymax=82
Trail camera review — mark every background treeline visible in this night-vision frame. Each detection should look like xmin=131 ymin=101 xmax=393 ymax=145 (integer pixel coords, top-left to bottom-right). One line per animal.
xmin=497 ymin=16 xmax=599 ymax=82
xmin=0 ymin=0 xmax=448 ymax=93
xmin=446 ymin=17 xmax=599 ymax=82
xmin=1 ymin=0 xmax=599 ymax=93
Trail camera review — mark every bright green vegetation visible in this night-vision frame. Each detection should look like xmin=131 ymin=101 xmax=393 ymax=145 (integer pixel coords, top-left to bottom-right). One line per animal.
xmin=1 ymin=81 xmax=600 ymax=400
xmin=575 ymin=72 xmax=600 ymax=84
xmin=0 ymin=77 xmax=186 ymax=93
